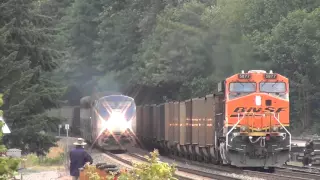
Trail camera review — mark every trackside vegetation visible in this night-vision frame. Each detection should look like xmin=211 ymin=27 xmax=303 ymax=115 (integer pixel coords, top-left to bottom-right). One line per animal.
xmin=83 ymin=150 xmax=177 ymax=180
xmin=0 ymin=94 xmax=20 ymax=180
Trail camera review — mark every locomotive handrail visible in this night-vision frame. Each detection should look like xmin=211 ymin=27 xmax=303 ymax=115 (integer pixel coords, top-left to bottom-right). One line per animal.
xmin=226 ymin=113 xmax=245 ymax=149
xmin=273 ymin=113 xmax=291 ymax=151
xmin=226 ymin=112 xmax=291 ymax=151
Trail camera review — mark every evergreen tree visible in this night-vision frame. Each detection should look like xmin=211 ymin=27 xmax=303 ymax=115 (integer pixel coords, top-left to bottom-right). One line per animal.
xmin=0 ymin=0 xmax=64 ymax=153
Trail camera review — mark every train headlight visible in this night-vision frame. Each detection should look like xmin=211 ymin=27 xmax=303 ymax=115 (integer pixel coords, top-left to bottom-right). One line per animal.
xmin=107 ymin=111 xmax=127 ymax=132
xmin=110 ymin=111 xmax=125 ymax=121
xmin=240 ymin=126 xmax=248 ymax=132
xmin=271 ymin=126 xmax=279 ymax=132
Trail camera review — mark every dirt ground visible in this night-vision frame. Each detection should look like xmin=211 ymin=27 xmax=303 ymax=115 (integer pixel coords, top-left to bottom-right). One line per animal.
xmin=21 ymin=137 xmax=77 ymax=180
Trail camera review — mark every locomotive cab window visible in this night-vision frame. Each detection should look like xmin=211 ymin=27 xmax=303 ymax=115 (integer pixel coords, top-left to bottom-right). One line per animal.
xmin=96 ymin=100 xmax=109 ymax=118
xmin=259 ymin=82 xmax=286 ymax=92
xmin=228 ymin=82 xmax=256 ymax=99
xmin=260 ymin=82 xmax=287 ymax=99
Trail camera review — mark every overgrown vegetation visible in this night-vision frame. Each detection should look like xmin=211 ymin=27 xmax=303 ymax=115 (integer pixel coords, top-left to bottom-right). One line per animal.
xmin=82 ymin=150 xmax=177 ymax=180
xmin=0 ymin=122 xmax=21 ymax=180
xmin=1 ymin=0 xmax=320 ymax=152
xmin=22 ymin=153 xmax=65 ymax=167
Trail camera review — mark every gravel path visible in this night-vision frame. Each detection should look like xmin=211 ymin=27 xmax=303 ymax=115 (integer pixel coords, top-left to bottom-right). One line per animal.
xmin=20 ymin=170 xmax=70 ymax=180
xmin=21 ymin=136 xmax=129 ymax=180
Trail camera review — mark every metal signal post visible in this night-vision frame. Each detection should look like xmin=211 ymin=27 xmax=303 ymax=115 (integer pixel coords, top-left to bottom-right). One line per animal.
xmin=65 ymin=124 xmax=70 ymax=169
xmin=58 ymin=124 xmax=62 ymax=137
xmin=65 ymin=124 xmax=69 ymax=153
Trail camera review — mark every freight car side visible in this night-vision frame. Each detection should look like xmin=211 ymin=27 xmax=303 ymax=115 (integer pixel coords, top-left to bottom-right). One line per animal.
xmin=172 ymin=102 xmax=180 ymax=156
xmin=137 ymin=94 xmax=224 ymax=164
xmin=136 ymin=106 xmax=143 ymax=143
xmin=80 ymin=96 xmax=93 ymax=143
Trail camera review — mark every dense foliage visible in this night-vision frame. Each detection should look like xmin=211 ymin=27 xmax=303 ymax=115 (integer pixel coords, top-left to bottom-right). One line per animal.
xmin=1 ymin=0 xmax=320 ymax=151
xmin=0 ymin=0 xmax=64 ymax=153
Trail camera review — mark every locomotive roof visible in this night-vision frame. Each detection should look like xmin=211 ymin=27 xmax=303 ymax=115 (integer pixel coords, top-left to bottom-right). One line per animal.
xmin=80 ymin=93 xmax=134 ymax=106
xmin=98 ymin=94 xmax=134 ymax=101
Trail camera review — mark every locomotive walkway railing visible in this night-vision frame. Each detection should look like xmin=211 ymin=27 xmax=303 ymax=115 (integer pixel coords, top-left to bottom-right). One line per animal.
xmin=226 ymin=112 xmax=292 ymax=151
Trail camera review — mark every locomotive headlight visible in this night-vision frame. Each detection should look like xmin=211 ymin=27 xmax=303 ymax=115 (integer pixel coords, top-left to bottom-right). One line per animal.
xmin=106 ymin=111 xmax=127 ymax=132
xmin=271 ymin=126 xmax=279 ymax=132
xmin=109 ymin=111 xmax=125 ymax=122
xmin=240 ymin=126 xmax=248 ymax=132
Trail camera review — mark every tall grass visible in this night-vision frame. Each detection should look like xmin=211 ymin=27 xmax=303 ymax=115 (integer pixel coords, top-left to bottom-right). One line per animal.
xmin=22 ymin=152 xmax=65 ymax=167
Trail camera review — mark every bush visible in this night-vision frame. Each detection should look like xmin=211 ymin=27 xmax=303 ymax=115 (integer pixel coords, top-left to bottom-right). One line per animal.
xmin=0 ymin=93 xmax=21 ymax=180
xmin=83 ymin=149 xmax=177 ymax=180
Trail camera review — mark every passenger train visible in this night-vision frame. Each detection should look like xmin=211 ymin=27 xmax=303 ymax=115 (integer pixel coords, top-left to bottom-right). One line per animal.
xmin=79 ymin=92 xmax=137 ymax=151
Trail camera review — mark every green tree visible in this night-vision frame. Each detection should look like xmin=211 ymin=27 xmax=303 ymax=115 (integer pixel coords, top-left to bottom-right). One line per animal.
xmin=263 ymin=8 xmax=320 ymax=131
xmin=61 ymin=0 xmax=107 ymax=96
xmin=0 ymin=0 xmax=64 ymax=153
xmin=132 ymin=1 xmax=214 ymax=101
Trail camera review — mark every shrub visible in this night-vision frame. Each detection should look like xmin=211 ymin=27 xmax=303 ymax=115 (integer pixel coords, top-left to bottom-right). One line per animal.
xmin=84 ymin=149 xmax=177 ymax=180
xmin=0 ymin=93 xmax=21 ymax=180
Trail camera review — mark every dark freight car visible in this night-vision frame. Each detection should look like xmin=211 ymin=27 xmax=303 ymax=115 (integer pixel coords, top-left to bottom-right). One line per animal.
xmin=136 ymin=106 xmax=143 ymax=140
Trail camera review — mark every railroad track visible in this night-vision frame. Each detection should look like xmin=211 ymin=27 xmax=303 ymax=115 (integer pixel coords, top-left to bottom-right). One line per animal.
xmin=274 ymin=168 xmax=320 ymax=179
xmin=243 ymin=170 xmax=310 ymax=180
xmin=283 ymin=164 xmax=320 ymax=173
xmin=104 ymin=151 xmax=241 ymax=180
xmin=131 ymin=151 xmax=320 ymax=180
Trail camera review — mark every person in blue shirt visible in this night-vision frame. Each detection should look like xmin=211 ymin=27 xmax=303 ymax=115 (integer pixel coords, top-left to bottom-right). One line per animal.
xmin=69 ymin=138 xmax=93 ymax=180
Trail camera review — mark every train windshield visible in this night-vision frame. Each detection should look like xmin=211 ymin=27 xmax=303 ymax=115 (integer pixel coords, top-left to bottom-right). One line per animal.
xmin=260 ymin=82 xmax=286 ymax=93
xmin=96 ymin=95 xmax=136 ymax=119
xmin=229 ymin=82 xmax=256 ymax=93
xmin=100 ymin=96 xmax=134 ymax=109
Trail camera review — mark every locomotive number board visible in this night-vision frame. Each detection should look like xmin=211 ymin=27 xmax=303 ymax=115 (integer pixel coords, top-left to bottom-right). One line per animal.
xmin=238 ymin=74 xmax=251 ymax=79
xmin=264 ymin=74 xmax=277 ymax=79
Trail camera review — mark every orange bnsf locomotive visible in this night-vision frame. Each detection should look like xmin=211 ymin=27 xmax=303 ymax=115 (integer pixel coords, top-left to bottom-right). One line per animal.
xmin=136 ymin=70 xmax=290 ymax=169
xmin=222 ymin=70 xmax=290 ymax=168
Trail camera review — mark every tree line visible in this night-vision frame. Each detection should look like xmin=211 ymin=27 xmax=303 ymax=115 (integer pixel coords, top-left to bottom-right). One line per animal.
xmin=0 ymin=0 xmax=319 ymax=153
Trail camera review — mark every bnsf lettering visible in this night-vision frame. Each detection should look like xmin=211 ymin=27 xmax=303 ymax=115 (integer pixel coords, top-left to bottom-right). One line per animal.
xmin=230 ymin=107 xmax=286 ymax=117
